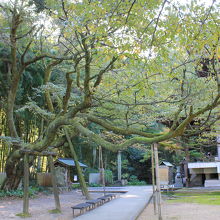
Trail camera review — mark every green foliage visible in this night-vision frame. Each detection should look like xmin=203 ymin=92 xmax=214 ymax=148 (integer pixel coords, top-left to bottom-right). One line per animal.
xmin=0 ymin=189 xmax=24 ymax=198
xmin=189 ymin=150 xmax=203 ymax=161
xmin=126 ymin=181 xmax=146 ymax=186
xmin=71 ymin=183 xmax=80 ymax=189
xmin=129 ymin=175 xmax=138 ymax=182
xmin=0 ymin=186 xmax=51 ymax=198
xmin=88 ymin=183 xmax=102 ymax=187
xmin=16 ymin=213 xmax=31 ymax=218
xmin=121 ymin=173 xmax=129 ymax=179
xmin=48 ymin=209 xmax=61 ymax=214
xmin=105 ymin=170 xmax=113 ymax=185
xmin=126 ymin=175 xmax=146 ymax=185
xmin=1 ymin=0 xmax=220 ymax=191
xmin=127 ymin=181 xmax=146 ymax=186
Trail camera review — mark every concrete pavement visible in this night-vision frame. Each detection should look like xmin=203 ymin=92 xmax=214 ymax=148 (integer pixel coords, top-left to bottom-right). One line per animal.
xmin=75 ymin=186 xmax=153 ymax=220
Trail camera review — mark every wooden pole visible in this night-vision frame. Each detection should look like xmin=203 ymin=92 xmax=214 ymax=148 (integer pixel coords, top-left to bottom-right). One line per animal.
xmin=151 ymin=145 xmax=157 ymax=215
xmin=48 ymin=155 xmax=61 ymax=212
xmin=117 ymin=151 xmax=122 ymax=181
xmin=154 ymin=143 xmax=162 ymax=220
xmin=99 ymin=146 xmax=106 ymax=196
xmin=23 ymin=153 xmax=30 ymax=215
xmin=92 ymin=146 xmax=97 ymax=168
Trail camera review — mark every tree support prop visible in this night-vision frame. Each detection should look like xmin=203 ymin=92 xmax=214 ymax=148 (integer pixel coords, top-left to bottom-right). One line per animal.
xmin=23 ymin=153 xmax=30 ymax=216
xmin=16 ymin=153 xmax=31 ymax=218
xmin=151 ymin=145 xmax=157 ymax=215
xmin=154 ymin=143 xmax=162 ymax=220
xmin=48 ymin=155 xmax=61 ymax=212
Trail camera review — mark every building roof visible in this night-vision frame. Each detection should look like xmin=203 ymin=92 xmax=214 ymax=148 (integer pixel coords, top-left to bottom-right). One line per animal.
xmin=188 ymin=162 xmax=218 ymax=169
xmin=160 ymin=161 xmax=173 ymax=167
xmin=54 ymin=158 xmax=88 ymax=168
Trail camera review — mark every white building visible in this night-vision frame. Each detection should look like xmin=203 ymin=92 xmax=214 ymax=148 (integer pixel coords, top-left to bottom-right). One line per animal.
xmin=188 ymin=136 xmax=220 ymax=187
xmin=188 ymin=161 xmax=220 ymax=187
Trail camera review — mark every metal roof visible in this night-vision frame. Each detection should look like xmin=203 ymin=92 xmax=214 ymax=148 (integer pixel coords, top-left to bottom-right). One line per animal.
xmin=188 ymin=162 xmax=218 ymax=169
xmin=160 ymin=161 xmax=173 ymax=167
xmin=55 ymin=158 xmax=88 ymax=168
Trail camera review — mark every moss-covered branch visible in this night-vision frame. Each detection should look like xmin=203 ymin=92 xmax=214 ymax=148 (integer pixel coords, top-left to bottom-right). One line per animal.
xmin=75 ymin=95 xmax=220 ymax=151
xmin=83 ymin=114 xmax=161 ymax=138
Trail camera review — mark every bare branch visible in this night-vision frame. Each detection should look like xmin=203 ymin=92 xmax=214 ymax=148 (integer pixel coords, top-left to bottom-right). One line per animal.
xmin=93 ymin=56 xmax=117 ymax=88
xmin=125 ymin=0 xmax=137 ymax=24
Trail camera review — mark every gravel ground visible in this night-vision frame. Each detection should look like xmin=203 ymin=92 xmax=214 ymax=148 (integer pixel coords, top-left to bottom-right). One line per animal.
xmin=0 ymin=190 xmax=103 ymax=220
xmin=137 ymin=200 xmax=220 ymax=220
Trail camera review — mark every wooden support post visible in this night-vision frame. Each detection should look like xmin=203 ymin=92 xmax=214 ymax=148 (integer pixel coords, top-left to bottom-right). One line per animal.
xmin=99 ymin=146 xmax=106 ymax=196
xmin=48 ymin=155 xmax=61 ymax=212
xmin=92 ymin=147 xmax=97 ymax=168
xmin=23 ymin=153 xmax=30 ymax=215
xmin=154 ymin=143 xmax=162 ymax=220
xmin=117 ymin=151 xmax=122 ymax=181
xmin=151 ymin=145 xmax=157 ymax=215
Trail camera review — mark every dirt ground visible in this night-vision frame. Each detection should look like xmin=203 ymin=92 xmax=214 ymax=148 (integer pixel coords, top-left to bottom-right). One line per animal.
xmin=2 ymin=189 xmax=220 ymax=220
xmin=0 ymin=190 xmax=103 ymax=220
xmin=137 ymin=200 xmax=220 ymax=220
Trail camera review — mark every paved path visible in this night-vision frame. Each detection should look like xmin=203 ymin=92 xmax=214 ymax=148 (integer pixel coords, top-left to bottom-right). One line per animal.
xmin=75 ymin=186 xmax=153 ymax=220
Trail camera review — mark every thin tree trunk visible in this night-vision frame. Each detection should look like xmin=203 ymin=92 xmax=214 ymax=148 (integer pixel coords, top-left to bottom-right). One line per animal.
xmin=64 ymin=128 xmax=90 ymax=199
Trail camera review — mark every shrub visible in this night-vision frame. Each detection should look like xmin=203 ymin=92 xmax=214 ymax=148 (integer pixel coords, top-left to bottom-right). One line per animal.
xmin=127 ymin=180 xmax=146 ymax=186
xmin=88 ymin=183 xmax=102 ymax=187
xmin=71 ymin=183 xmax=80 ymax=189
xmin=127 ymin=175 xmax=146 ymax=186
xmin=105 ymin=170 xmax=113 ymax=185
xmin=129 ymin=175 xmax=138 ymax=181
xmin=0 ymin=186 xmax=51 ymax=198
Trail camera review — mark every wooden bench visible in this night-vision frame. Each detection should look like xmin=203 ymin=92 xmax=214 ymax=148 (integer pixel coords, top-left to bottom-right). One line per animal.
xmin=98 ymin=195 xmax=111 ymax=203
xmin=71 ymin=194 xmax=117 ymax=217
xmin=105 ymin=194 xmax=117 ymax=199
xmin=71 ymin=203 xmax=92 ymax=217
xmin=86 ymin=199 xmax=102 ymax=209
xmin=98 ymin=194 xmax=116 ymax=204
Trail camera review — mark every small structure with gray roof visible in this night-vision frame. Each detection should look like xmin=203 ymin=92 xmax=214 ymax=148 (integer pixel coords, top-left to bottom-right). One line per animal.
xmin=54 ymin=158 xmax=87 ymax=183
xmin=159 ymin=161 xmax=174 ymax=185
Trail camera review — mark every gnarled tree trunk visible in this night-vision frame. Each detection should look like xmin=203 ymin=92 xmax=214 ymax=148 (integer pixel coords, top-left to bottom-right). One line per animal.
xmin=2 ymin=152 xmax=23 ymax=190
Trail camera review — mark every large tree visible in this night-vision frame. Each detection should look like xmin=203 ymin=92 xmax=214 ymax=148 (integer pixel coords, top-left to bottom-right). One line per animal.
xmin=0 ymin=0 xmax=219 ymax=189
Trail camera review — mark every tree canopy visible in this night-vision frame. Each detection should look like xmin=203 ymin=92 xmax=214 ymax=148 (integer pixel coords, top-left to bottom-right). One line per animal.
xmin=0 ymin=0 xmax=220 ymax=189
